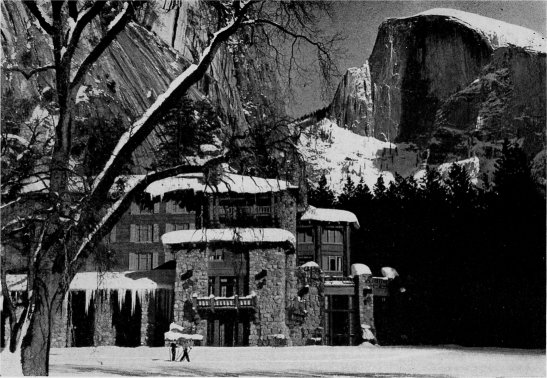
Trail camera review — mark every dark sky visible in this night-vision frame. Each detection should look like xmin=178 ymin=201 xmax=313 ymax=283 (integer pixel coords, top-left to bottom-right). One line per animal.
xmin=288 ymin=1 xmax=546 ymax=117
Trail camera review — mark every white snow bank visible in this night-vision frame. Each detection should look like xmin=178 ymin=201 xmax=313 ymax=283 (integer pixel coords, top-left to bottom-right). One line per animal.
xmin=300 ymin=261 xmax=320 ymax=269
xmin=145 ymin=171 xmax=297 ymax=198
xmin=300 ymin=206 xmax=359 ymax=227
xmin=162 ymin=228 xmax=296 ymax=247
xmin=416 ymin=8 xmax=546 ymax=53
xmin=351 ymin=264 xmax=372 ymax=276
xmin=381 ymin=267 xmax=399 ymax=279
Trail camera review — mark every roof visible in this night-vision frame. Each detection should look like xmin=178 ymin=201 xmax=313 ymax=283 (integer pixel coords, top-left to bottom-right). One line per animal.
xmin=145 ymin=171 xmax=297 ymax=198
xmin=161 ymin=228 xmax=296 ymax=248
xmin=300 ymin=206 xmax=360 ymax=228
xmin=7 ymin=270 xmax=175 ymax=292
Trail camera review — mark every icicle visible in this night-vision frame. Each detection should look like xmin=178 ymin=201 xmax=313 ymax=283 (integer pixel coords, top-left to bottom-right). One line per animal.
xmin=131 ymin=290 xmax=137 ymax=315
xmin=84 ymin=289 xmax=94 ymax=315
xmin=117 ymin=289 xmax=127 ymax=312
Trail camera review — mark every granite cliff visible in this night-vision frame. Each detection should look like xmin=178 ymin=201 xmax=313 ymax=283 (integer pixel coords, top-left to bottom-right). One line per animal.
xmin=314 ymin=8 xmax=545 ymax=192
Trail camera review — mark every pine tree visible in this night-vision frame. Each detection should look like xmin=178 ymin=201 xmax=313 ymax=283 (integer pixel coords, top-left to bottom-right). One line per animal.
xmin=373 ymin=175 xmax=387 ymax=199
xmin=308 ymin=174 xmax=335 ymax=207
xmin=155 ymin=96 xmax=222 ymax=169
xmin=337 ymin=175 xmax=355 ymax=208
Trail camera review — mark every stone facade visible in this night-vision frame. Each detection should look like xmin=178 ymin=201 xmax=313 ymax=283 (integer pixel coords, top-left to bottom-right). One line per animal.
xmin=248 ymin=247 xmax=291 ymax=346
xmin=288 ymin=265 xmax=325 ymax=346
xmin=173 ymin=247 xmax=209 ymax=341
xmin=93 ymin=291 xmax=116 ymax=346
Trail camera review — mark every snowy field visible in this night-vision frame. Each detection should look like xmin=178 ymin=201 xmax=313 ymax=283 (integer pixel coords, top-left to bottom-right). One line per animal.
xmin=2 ymin=345 xmax=545 ymax=377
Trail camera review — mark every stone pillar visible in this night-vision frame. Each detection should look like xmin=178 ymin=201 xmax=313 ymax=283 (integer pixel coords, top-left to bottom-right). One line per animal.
xmin=288 ymin=264 xmax=324 ymax=346
xmin=248 ymin=247 xmax=289 ymax=346
xmin=93 ymin=290 xmax=115 ymax=346
xmin=174 ymin=248 xmax=209 ymax=342
xmin=356 ymin=274 xmax=375 ymax=338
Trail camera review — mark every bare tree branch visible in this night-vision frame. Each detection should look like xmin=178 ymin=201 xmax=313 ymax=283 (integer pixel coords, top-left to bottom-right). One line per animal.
xmin=21 ymin=0 xmax=55 ymax=35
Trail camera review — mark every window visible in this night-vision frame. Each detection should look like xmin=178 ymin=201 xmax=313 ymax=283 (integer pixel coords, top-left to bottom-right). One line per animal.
xmin=321 ymin=229 xmax=343 ymax=244
xmin=165 ymin=223 xmax=193 ymax=233
xmin=165 ymin=200 xmax=189 ymax=214
xmin=322 ymin=256 xmax=342 ymax=272
xmin=209 ymin=250 xmax=224 ymax=261
xmin=129 ymin=252 xmax=158 ymax=270
xmin=130 ymin=202 xmax=160 ymax=214
xmin=129 ymin=224 xmax=160 ymax=243
xmin=297 ymin=229 xmax=314 ymax=244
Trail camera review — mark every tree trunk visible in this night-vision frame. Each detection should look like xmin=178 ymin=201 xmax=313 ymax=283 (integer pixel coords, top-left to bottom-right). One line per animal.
xmin=20 ymin=275 xmax=64 ymax=376
xmin=21 ymin=294 xmax=52 ymax=376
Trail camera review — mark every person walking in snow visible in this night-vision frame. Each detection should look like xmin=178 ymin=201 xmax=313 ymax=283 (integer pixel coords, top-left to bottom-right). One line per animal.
xmin=181 ymin=343 xmax=191 ymax=362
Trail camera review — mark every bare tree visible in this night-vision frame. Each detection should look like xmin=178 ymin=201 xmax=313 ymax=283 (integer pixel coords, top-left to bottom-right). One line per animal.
xmin=1 ymin=0 xmax=340 ymax=375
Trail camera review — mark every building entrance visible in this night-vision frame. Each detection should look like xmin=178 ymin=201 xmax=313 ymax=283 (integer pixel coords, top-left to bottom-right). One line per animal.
xmin=325 ymin=294 xmax=358 ymax=345
xmin=206 ymin=312 xmax=250 ymax=346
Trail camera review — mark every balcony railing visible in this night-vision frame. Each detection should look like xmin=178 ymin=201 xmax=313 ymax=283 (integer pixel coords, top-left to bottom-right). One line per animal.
xmin=193 ymin=295 xmax=257 ymax=311
xmin=217 ymin=206 xmax=272 ymax=216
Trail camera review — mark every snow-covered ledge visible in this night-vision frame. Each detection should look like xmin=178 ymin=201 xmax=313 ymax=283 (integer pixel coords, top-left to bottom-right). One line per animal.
xmin=300 ymin=206 xmax=360 ymax=228
xmin=161 ymin=228 xmax=296 ymax=248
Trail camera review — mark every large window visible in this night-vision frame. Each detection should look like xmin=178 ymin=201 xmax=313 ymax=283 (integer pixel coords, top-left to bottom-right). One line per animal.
xmin=129 ymin=252 xmax=158 ymax=270
xmin=297 ymin=229 xmax=314 ymax=244
xmin=165 ymin=200 xmax=190 ymax=214
xmin=322 ymin=255 xmax=342 ymax=272
xmin=321 ymin=229 xmax=343 ymax=244
xmin=129 ymin=224 xmax=160 ymax=243
xmin=165 ymin=223 xmax=193 ymax=233
xmin=130 ymin=202 xmax=160 ymax=214
xmin=208 ymin=276 xmax=239 ymax=297
xmin=107 ymin=225 xmax=117 ymax=243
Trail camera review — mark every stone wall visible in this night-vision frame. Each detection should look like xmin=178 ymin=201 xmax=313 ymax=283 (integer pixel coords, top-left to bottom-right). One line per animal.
xmin=93 ymin=291 xmax=115 ymax=346
xmin=357 ymin=274 xmax=375 ymax=338
xmin=248 ymin=247 xmax=289 ymax=346
xmin=288 ymin=265 xmax=325 ymax=346
xmin=174 ymin=248 xmax=209 ymax=342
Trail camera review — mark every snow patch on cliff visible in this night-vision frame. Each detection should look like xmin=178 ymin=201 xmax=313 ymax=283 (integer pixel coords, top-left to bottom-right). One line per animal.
xmin=299 ymin=119 xmax=406 ymax=194
xmin=417 ymin=8 xmax=546 ymax=53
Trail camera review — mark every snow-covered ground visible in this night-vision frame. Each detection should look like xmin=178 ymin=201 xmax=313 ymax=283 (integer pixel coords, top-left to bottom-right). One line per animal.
xmin=2 ymin=345 xmax=544 ymax=377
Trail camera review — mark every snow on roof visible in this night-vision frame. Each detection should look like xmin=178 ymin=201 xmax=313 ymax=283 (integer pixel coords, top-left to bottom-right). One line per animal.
xmin=162 ymin=228 xmax=296 ymax=247
xmin=145 ymin=172 xmax=297 ymax=198
xmin=415 ymin=8 xmax=546 ymax=53
xmin=300 ymin=261 xmax=320 ymax=269
xmin=300 ymin=206 xmax=359 ymax=227
xmin=351 ymin=263 xmax=372 ymax=276
xmin=6 ymin=271 xmax=175 ymax=292
xmin=381 ymin=267 xmax=399 ymax=279
xmin=164 ymin=331 xmax=204 ymax=341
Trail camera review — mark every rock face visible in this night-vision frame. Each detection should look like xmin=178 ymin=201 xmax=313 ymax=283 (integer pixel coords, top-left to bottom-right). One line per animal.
xmin=317 ymin=8 xmax=545 ymax=189
xmin=1 ymin=1 xmax=283 ymax=170
xmin=328 ymin=63 xmax=373 ymax=136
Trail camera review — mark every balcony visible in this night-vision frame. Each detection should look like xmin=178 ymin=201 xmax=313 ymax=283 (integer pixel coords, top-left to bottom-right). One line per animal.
xmin=192 ymin=294 xmax=257 ymax=311
xmin=217 ymin=206 xmax=272 ymax=217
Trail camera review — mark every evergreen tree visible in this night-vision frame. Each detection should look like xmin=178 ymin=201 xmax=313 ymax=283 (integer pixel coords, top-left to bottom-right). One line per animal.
xmin=337 ymin=175 xmax=356 ymax=208
xmin=155 ymin=96 xmax=222 ymax=169
xmin=308 ymin=174 xmax=335 ymax=207
xmin=373 ymin=175 xmax=387 ymax=199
